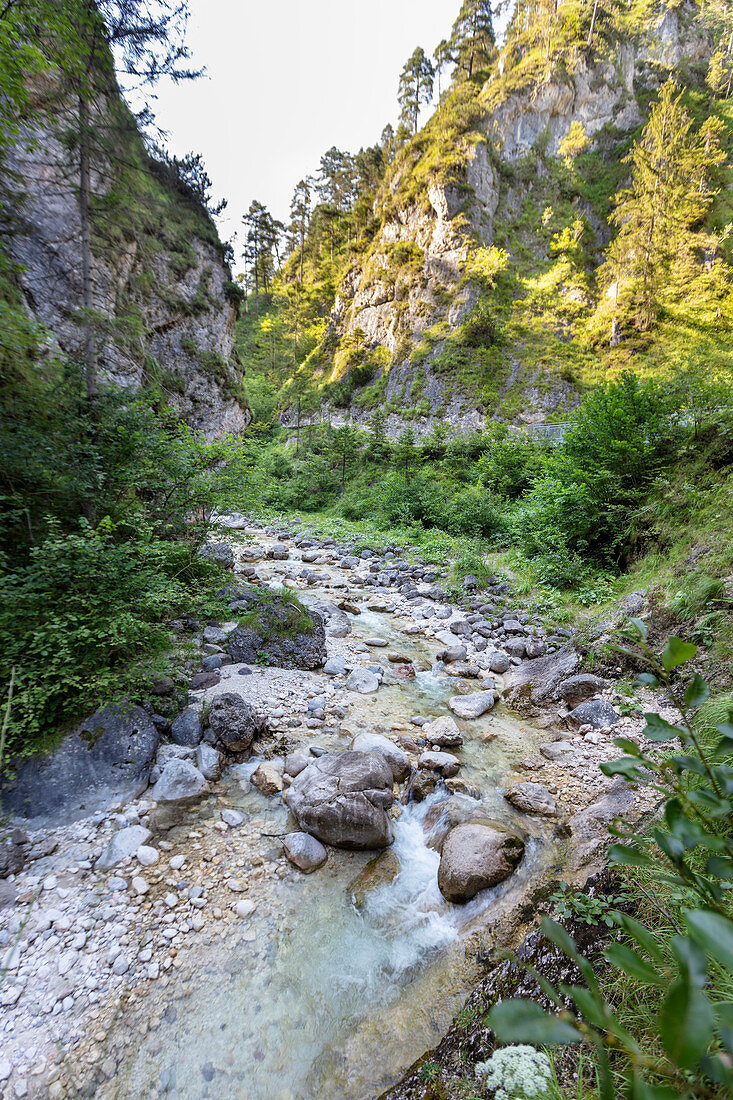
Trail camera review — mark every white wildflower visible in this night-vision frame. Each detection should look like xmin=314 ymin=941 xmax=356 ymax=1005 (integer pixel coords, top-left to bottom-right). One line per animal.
xmin=475 ymin=1044 xmax=552 ymax=1100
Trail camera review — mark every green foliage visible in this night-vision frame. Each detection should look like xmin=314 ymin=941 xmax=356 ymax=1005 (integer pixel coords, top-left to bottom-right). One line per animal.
xmin=550 ymin=882 xmax=630 ymax=928
xmin=487 ymin=629 xmax=733 ymax=1099
xmin=0 ymin=523 xmax=227 ymax=753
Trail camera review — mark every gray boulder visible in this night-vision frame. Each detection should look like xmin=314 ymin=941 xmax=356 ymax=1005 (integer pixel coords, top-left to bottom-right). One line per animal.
xmin=170 ymin=708 xmax=203 ymax=747
xmin=504 ymin=782 xmax=557 ymax=816
xmin=284 ymin=752 xmax=310 ymax=777
xmin=486 ymin=650 xmax=511 ymax=674
xmin=208 ymin=692 xmax=258 ymax=752
xmin=558 ymin=674 xmax=608 ymax=707
xmin=422 ymin=715 xmax=463 ymax=748
xmin=0 ymin=705 xmax=159 ymax=826
xmin=227 ymin=608 xmax=326 ymax=670
xmin=439 ymin=645 xmax=468 ymax=664
xmin=283 ymin=832 xmax=328 ymax=873
xmin=323 ymin=657 xmax=349 ymax=676
xmin=0 ymin=829 xmax=28 ymax=878
xmin=567 ymin=699 xmax=619 ymax=729
xmin=196 ymin=743 xmax=222 ymax=780
xmin=504 ymin=645 xmax=580 ymax=707
xmin=285 ymin=751 xmax=394 ymax=849
xmin=437 ymin=824 xmax=525 ymax=903
xmin=345 ymin=669 xmax=380 ymax=694
xmin=199 ymin=542 xmax=234 ymax=570
xmin=418 ymin=750 xmax=460 ymax=778
xmin=448 ymin=692 xmax=496 ymax=720
xmin=96 ymin=825 xmax=152 ymax=870
xmin=151 ymin=759 xmax=208 ymax=802
xmin=351 ymin=732 xmax=411 ymax=782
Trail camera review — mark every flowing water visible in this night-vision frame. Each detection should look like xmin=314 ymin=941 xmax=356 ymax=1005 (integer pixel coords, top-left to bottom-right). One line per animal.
xmin=114 ymin=542 xmax=559 ymax=1099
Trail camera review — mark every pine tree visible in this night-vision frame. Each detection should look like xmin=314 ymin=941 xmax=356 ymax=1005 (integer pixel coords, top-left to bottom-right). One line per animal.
xmin=242 ymin=201 xmax=281 ymax=314
xmin=605 ymin=79 xmax=725 ymax=333
xmin=397 ymin=47 xmax=434 ymax=135
xmin=449 ymin=0 xmax=494 ymax=81
xmin=289 ymin=178 xmax=312 ymax=282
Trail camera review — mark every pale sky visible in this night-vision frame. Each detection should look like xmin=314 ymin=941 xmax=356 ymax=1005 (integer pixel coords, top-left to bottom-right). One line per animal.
xmin=145 ymin=0 xmax=456 ymax=265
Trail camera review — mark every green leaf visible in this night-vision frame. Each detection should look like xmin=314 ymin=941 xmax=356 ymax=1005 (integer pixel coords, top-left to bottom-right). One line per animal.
xmin=628 ymin=617 xmax=647 ymax=640
xmin=635 ymin=672 xmax=658 ymax=687
xmin=604 ymin=943 xmax=667 ymax=986
xmin=683 ymin=908 xmax=733 ymax=972
xmin=670 ymin=935 xmax=707 ymax=988
xmin=659 ymin=979 xmax=713 ymax=1067
xmin=630 ymin=1077 xmax=679 ymax=1100
xmin=609 ymin=843 xmax=654 ymax=868
xmin=642 ymin=712 xmax=681 ymax=742
xmin=485 ymin=999 xmax=582 ymax=1046
xmin=661 ymin=637 xmax=696 ymax=672
xmin=714 ymin=1001 xmax=733 ymax=1056
xmin=563 ymin=984 xmax=608 ymax=1030
xmin=684 ymin=672 xmax=709 ymax=709
xmin=615 ymin=914 xmax=666 ymax=963
xmin=614 ymin=736 xmax=644 ymax=757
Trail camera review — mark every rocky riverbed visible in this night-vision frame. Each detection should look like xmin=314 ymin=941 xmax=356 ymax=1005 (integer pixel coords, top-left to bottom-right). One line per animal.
xmin=0 ymin=519 xmax=665 ymax=1100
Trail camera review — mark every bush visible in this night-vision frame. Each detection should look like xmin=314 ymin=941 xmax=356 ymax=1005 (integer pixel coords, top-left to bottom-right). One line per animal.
xmin=0 ymin=523 xmax=227 ymax=752
xmin=487 ymin=625 xmax=733 ymax=1098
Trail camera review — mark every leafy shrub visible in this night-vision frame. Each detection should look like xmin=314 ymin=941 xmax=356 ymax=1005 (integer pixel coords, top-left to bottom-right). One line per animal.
xmin=0 ymin=523 xmax=227 ymax=752
xmin=487 ymin=624 xmax=733 ymax=1098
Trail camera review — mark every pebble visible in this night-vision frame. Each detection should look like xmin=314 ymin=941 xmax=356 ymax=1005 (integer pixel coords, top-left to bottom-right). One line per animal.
xmin=136 ymin=845 xmax=159 ymax=866
xmin=169 ymin=855 xmax=186 ymax=871
xmin=107 ymin=877 xmax=128 ymax=892
xmin=235 ymin=900 xmax=256 ymax=918
xmin=221 ymin=809 xmax=245 ymax=828
xmin=132 ymin=876 xmax=150 ymax=896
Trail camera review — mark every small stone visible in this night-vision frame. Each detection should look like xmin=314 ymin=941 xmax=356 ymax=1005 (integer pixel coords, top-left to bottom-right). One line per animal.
xmin=107 ymin=877 xmax=128 ymax=892
xmin=283 ymin=832 xmax=327 ymax=873
xmin=221 ymin=809 xmax=245 ymax=828
xmin=191 ymin=915 xmax=205 ymax=932
xmin=0 ymin=1061 xmax=12 ymax=1081
xmin=235 ymin=899 xmax=256 ymax=918
xmin=136 ymin=845 xmax=159 ymax=866
xmin=164 ymin=893 xmax=178 ymax=908
xmin=112 ymin=955 xmax=129 ymax=975
xmin=132 ymin=876 xmax=150 ymax=896
xmin=169 ymin=855 xmax=186 ymax=871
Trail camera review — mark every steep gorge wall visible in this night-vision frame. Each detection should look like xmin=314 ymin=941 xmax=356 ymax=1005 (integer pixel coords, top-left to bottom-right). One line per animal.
xmin=323 ymin=1 xmax=712 ymax=434
xmin=5 ymin=81 xmax=251 ymax=439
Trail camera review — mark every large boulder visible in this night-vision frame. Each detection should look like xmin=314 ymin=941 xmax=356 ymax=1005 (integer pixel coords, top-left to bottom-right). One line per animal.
xmin=567 ymin=699 xmax=619 ymax=729
xmin=448 ymin=692 xmax=496 ymax=720
xmin=170 ymin=707 xmax=203 ymax=747
xmin=96 ymin=825 xmax=152 ymax=870
xmin=437 ymin=823 xmax=525 ymax=903
xmin=350 ymin=732 xmax=411 ymax=782
xmin=504 ymin=782 xmax=557 ymax=816
xmin=504 ymin=645 xmax=579 ymax=707
xmin=207 ymin=692 xmax=258 ymax=752
xmin=151 ymin=759 xmax=208 ymax=802
xmin=0 ymin=829 xmax=28 ymax=878
xmin=227 ymin=604 xmax=326 ymax=670
xmin=345 ymin=669 xmax=380 ymax=694
xmin=285 ymin=751 xmax=394 ymax=850
xmin=0 ymin=705 xmax=159 ymax=826
xmin=422 ymin=715 xmax=463 ymax=748
xmin=558 ymin=674 xmax=607 ymax=707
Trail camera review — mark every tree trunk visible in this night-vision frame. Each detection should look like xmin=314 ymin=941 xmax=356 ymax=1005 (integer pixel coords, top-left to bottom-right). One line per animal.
xmin=587 ymin=0 xmax=600 ymax=46
xmin=79 ymin=94 xmax=96 ymax=400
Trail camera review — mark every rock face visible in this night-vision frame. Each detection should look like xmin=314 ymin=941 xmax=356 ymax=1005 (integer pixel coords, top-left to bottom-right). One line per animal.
xmin=3 ymin=78 xmax=250 ymax=440
xmin=437 ymin=824 xmax=525 ymax=903
xmin=351 ymin=732 xmax=411 ymax=782
xmin=227 ymin=609 xmax=326 ymax=671
xmin=207 ymin=692 xmax=258 ymax=752
xmin=2 ymin=70 xmax=249 ymax=440
xmin=0 ymin=705 xmax=159 ymax=826
xmin=558 ymin=674 xmax=607 ymax=707
xmin=285 ymin=751 xmax=395 ymax=850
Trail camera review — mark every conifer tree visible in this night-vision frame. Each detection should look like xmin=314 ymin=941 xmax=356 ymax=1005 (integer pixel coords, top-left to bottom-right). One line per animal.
xmin=605 ymin=79 xmax=725 ymax=333
xmin=242 ymin=201 xmax=281 ymax=314
xmin=397 ymin=47 xmax=434 ymax=134
xmin=289 ymin=178 xmax=312 ymax=282
xmin=449 ymin=0 xmax=494 ymax=80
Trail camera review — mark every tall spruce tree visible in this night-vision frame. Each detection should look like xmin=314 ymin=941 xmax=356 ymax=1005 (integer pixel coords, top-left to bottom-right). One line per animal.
xmin=449 ymin=0 xmax=494 ymax=80
xmin=606 ymin=78 xmax=725 ymax=333
xmin=397 ymin=46 xmax=434 ymax=134
xmin=289 ymin=177 xmax=312 ymax=282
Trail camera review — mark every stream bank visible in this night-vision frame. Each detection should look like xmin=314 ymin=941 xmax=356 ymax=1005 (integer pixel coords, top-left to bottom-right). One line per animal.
xmin=0 ymin=520 xmax=664 ymax=1100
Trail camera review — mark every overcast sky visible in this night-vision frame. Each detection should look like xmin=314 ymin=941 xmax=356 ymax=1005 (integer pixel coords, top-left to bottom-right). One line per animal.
xmin=145 ymin=0 xmax=455 ymax=264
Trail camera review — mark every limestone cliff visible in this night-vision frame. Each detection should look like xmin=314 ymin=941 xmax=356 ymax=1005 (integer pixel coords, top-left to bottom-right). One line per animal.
xmin=309 ymin=0 xmax=713 ymax=434
xmin=4 ymin=79 xmax=251 ymax=439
